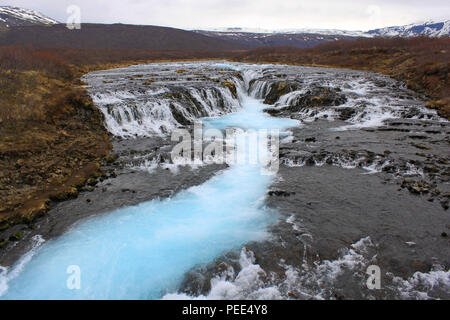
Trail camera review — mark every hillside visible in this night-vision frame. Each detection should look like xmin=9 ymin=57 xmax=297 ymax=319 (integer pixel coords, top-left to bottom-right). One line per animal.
xmin=195 ymin=30 xmax=356 ymax=48
xmin=0 ymin=23 xmax=246 ymax=51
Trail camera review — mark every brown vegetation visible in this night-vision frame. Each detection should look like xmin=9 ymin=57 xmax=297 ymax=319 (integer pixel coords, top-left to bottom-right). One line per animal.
xmin=0 ymin=47 xmax=114 ymax=228
xmin=0 ymin=24 xmax=246 ymax=51
xmin=234 ymin=37 xmax=450 ymax=119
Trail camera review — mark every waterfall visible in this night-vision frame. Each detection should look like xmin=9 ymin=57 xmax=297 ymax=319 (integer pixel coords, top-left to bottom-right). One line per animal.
xmin=84 ymin=63 xmax=248 ymax=138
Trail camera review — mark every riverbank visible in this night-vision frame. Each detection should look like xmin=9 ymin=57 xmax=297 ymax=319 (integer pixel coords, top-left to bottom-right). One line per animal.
xmin=0 ymin=67 xmax=112 ymax=233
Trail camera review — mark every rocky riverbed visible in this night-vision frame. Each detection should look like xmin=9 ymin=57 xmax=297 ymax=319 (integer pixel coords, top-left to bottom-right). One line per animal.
xmin=1 ymin=61 xmax=448 ymax=300
xmin=167 ymin=64 xmax=449 ymax=300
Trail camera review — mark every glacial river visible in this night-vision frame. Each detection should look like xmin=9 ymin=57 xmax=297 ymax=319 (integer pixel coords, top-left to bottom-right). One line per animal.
xmin=0 ymin=65 xmax=298 ymax=299
xmin=1 ymin=61 xmax=448 ymax=300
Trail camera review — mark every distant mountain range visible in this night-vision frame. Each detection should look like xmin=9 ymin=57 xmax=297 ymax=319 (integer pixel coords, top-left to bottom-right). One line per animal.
xmin=0 ymin=6 xmax=58 ymax=27
xmin=196 ymin=21 xmax=450 ymax=38
xmin=194 ymin=30 xmax=357 ymax=48
xmin=196 ymin=27 xmax=369 ymax=37
xmin=0 ymin=6 xmax=448 ymax=50
xmin=196 ymin=21 xmax=449 ymax=48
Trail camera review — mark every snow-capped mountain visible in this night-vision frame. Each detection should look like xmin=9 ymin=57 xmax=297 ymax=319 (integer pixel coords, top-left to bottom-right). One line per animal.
xmin=367 ymin=20 xmax=450 ymax=38
xmin=197 ymin=20 xmax=450 ymax=43
xmin=0 ymin=5 xmax=448 ymax=50
xmin=194 ymin=29 xmax=358 ymax=48
xmin=195 ymin=20 xmax=449 ymax=48
xmin=195 ymin=27 xmax=369 ymax=38
xmin=0 ymin=6 xmax=58 ymax=27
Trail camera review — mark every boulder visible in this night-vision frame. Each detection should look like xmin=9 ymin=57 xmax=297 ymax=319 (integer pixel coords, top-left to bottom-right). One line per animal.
xmin=285 ymin=86 xmax=347 ymax=112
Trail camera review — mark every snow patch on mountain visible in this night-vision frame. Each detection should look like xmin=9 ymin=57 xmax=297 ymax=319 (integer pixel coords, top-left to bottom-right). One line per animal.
xmin=197 ymin=20 xmax=450 ymax=39
xmin=0 ymin=6 xmax=59 ymax=27
xmin=195 ymin=27 xmax=370 ymax=38
xmin=368 ymin=20 xmax=450 ymax=38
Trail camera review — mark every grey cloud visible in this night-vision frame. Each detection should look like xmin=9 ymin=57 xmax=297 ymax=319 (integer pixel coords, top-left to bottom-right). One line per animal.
xmin=0 ymin=0 xmax=448 ymax=30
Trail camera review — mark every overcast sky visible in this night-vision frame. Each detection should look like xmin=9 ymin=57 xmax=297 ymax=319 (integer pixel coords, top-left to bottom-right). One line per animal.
xmin=1 ymin=0 xmax=449 ymax=31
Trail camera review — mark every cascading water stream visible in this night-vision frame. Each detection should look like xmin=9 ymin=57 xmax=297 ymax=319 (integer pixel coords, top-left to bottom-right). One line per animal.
xmin=0 ymin=64 xmax=299 ymax=300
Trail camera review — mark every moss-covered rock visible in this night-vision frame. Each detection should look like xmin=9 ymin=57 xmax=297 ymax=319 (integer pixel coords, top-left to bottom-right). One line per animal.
xmin=0 ymin=222 xmax=10 ymax=231
xmin=9 ymin=231 xmax=24 ymax=241
xmin=0 ymin=238 xmax=8 ymax=248
xmin=222 ymin=81 xmax=237 ymax=98
xmin=50 ymin=187 xmax=79 ymax=202
xmin=86 ymin=178 xmax=97 ymax=186
xmin=425 ymin=98 xmax=450 ymax=120
xmin=287 ymin=87 xmax=347 ymax=111
xmin=264 ymin=81 xmax=298 ymax=105
xmin=169 ymin=103 xmax=191 ymax=126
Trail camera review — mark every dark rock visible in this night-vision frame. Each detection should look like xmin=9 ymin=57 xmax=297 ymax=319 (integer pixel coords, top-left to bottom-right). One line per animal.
xmin=50 ymin=187 xmax=79 ymax=201
xmin=441 ymin=200 xmax=449 ymax=210
xmin=305 ymin=157 xmax=316 ymax=166
xmin=87 ymin=178 xmax=97 ymax=186
xmin=0 ymin=239 xmax=8 ymax=248
xmin=264 ymin=108 xmax=281 ymax=116
xmin=338 ymin=107 xmax=356 ymax=120
xmin=424 ymin=166 xmax=440 ymax=174
xmin=413 ymin=144 xmax=431 ymax=150
xmin=402 ymin=179 xmax=432 ymax=195
xmin=268 ymin=190 xmax=296 ymax=197
xmin=264 ymin=82 xmax=298 ymax=105
xmin=9 ymin=231 xmax=24 ymax=241
xmin=0 ymin=222 xmax=10 ymax=231
xmin=284 ymin=86 xmax=348 ymax=112
xmin=222 ymin=81 xmax=237 ymax=98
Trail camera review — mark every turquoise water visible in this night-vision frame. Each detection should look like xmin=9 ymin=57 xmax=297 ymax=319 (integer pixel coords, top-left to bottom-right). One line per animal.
xmin=0 ymin=82 xmax=298 ymax=300
xmin=204 ymin=95 xmax=296 ymax=132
